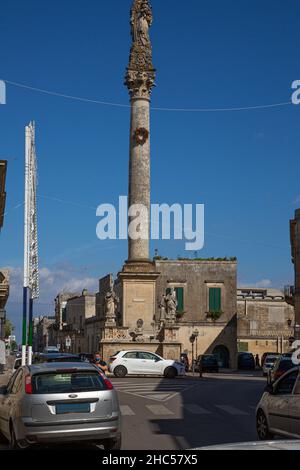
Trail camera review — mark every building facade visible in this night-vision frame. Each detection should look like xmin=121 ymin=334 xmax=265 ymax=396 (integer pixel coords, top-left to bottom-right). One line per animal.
xmin=33 ymin=316 xmax=55 ymax=352
xmin=0 ymin=161 xmax=8 ymax=340
xmin=290 ymin=209 xmax=300 ymax=340
xmin=237 ymin=287 xmax=295 ymax=359
xmin=55 ymin=290 xmax=96 ymax=354
xmin=155 ymin=260 xmax=238 ymax=368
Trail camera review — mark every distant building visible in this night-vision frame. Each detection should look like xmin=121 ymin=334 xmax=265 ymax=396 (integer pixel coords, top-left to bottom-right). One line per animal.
xmin=290 ymin=210 xmax=300 ymax=340
xmin=33 ymin=316 xmax=56 ymax=352
xmin=237 ymin=287 xmax=295 ymax=358
xmin=0 ymin=160 xmax=7 ymax=230
xmin=56 ymin=290 xmax=96 ymax=354
xmin=0 ymin=161 xmax=8 ymax=340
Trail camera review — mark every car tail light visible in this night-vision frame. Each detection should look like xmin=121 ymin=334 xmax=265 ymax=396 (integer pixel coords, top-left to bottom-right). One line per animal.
xmin=109 ymin=357 xmax=117 ymax=363
xmin=103 ymin=376 xmax=114 ymax=390
xmin=25 ymin=375 xmax=33 ymax=394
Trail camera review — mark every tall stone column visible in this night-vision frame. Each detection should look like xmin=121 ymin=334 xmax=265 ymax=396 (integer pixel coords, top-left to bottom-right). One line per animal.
xmin=125 ymin=0 xmax=156 ymax=263
xmin=119 ymin=0 xmax=159 ymax=335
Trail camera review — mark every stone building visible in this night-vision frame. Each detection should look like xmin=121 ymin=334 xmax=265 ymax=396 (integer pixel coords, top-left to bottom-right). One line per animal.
xmin=237 ymin=287 xmax=295 ymax=359
xmin=0 ymin=161 xmax=8 ymax=340
xmin=290 ymin=210 xmax=300 ymax=340
xmin=56 ymin=290 xmax=96 ymax=354
xmin=0 ymin=160 xmax=7 ymax=231
xmin=155 ymin=260 xmax=237 ymax=368
xmin=34 ymin=316 xmax=55 ymax=352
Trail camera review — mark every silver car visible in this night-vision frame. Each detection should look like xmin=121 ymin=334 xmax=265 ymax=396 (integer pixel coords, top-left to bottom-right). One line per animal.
xmin=0 ymin=362 xmax=121 ymax=450
xmin=256 ymin=366 xmax=300 ymax=440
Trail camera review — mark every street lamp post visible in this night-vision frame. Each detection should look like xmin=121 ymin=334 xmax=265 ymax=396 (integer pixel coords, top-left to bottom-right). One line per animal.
xmin=190 ymin=334 xmax=196 ymax=375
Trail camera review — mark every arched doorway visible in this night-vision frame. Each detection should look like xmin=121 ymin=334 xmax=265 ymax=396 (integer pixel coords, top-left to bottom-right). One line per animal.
xmin=213 ymin=345 xmax=230 ymax=369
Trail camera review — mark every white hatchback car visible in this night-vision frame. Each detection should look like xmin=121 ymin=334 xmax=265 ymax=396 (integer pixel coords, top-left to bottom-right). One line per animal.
xmin=109 ymin=351 xmax=186 ymax=379
xmin=256 ymin=366 xmax=300 ymax=440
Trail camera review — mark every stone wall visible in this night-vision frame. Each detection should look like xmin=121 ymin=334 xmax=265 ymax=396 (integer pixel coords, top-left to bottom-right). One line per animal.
xmin=154 ymin=260 xmax=238 ymax=368
xmin=237 ymin=287 xmax=295 ymax=359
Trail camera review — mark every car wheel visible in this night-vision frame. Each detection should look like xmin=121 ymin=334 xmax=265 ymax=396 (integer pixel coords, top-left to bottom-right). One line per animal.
xmin=114 ymin=366 xmax=128 ymax=378
xmin=164 ymin=367 xmax=177 ymax=379
xmin=9 ymin=423 xmax=29 ymax=450
xmin=256 ymin=410 xmax=274 ymax=441
xmin=103 ymin=435 xmax=122 ymax=451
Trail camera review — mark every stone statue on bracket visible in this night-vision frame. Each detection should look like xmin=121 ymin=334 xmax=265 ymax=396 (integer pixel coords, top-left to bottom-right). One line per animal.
xmin=165 ymin=288 xmax=178 ymax=324
xmin=159 ymin=294 xmax=167 ymax=327
xmin=104 ymin=285 xmax=119 ymax=326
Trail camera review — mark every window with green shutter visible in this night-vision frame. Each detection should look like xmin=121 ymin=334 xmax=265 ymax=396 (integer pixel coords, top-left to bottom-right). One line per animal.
xmin=166 ymin=287 xmax=184 ymax=313
xmin=209 ymin=287 xmax=221 ymax=313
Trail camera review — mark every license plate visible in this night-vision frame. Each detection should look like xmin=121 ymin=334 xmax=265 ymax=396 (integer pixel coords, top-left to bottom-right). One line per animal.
xmin=56 ymin=403 xmax=90 ymax=414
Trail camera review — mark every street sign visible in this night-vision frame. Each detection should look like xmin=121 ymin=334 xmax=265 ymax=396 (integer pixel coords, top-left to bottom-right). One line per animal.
xmin=65 ymin=336 xmax=71 ymax=348
xmin=0 ymin=340 xmax=6 ymax=365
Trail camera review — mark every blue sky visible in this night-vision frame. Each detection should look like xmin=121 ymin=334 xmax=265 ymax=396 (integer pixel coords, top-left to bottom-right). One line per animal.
xmin=1 ymin=0 xmax=300 ymax=340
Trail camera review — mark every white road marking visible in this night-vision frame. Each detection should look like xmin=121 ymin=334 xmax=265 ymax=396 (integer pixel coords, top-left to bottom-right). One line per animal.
xmin=183 ymin=404 xmax=212 ymax=415
xmin=215 ymin=405 xmax=250 ymax=416
xmin=120 ymin=405 xmax=135 ymax=416
xmin=146 ymin=405 xmax=174 ymax=416
xmin=113 ymin=381 xmax=199 ymax=402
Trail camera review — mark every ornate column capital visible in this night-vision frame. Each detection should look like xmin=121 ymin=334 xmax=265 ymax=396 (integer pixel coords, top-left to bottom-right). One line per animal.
xmin=125 ymin=0 xmax=156 ymax=100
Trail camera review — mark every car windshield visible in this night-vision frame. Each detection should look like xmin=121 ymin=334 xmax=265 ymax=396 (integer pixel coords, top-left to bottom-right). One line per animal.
xmin=32 ymin=371 xmax=107 ymax=394
xmin=202 ymin=356 xmax=216 ymax=364
xmin=265 ymin=357 xmax=278 ymax=364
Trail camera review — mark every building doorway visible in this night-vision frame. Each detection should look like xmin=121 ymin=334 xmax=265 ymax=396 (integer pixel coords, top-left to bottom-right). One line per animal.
xmin=213 ymin=345 xmax=230 ymax=369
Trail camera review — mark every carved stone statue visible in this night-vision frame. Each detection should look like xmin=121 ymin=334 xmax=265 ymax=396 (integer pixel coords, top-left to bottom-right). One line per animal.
xmin=104 ymin=288 xmax=119 ymax=325
xmin=165 ymin=288 xmax=178 ymax=323
xmin=131 ymin=2 xmax=152 ymax=46
xmin=159 ymin=294 xmax=167 ymax=326
xmin=126 ymin=0 xmax=156 ymax=100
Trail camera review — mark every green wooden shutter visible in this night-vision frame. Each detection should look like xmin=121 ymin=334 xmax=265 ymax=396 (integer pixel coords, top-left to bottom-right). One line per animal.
xmin=209 ymin=288 xmax=221 ymax=313
xmin=175 ymin=288 xmax=184 ymax=312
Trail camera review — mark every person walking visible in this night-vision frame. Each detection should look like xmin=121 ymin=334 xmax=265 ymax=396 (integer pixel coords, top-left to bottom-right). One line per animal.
xmin=255 ymin=354 xmax=261 ymax=369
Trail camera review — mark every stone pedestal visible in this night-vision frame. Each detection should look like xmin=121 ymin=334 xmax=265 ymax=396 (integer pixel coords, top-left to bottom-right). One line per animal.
xmin=118 ymin=261 xmax=159 ymax=334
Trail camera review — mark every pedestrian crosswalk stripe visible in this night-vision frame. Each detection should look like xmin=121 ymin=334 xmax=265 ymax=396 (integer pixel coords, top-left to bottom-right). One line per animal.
xmin=120 ymin=405 xmax=135 ymax=416
xmin=183 ymin=404 xmax=212 ymax=415
xmin=146 ymin=405 xmax=174 ymax=416
xmin=113 ymin=381 xmax=198 ymax=402
xmin=215 ymin=405 xmax=250 ymax=416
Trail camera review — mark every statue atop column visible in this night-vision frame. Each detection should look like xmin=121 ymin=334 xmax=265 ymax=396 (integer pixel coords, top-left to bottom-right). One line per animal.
xmin=125 ymin=0 xmax=156 ymax=100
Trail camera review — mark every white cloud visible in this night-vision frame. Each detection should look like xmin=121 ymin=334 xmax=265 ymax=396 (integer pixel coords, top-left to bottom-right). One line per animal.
xmin=239 ymin=278 xmax=272 ymax=289
xmin=4 ymin=265 xmax=98 ymax=309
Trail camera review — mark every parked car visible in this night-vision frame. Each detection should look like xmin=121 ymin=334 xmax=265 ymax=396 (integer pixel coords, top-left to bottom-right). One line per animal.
xmin=79 ymin=353 xmax=95 ymax=363
xmin=0 ymin=362 xmax=121 ymax=449
xmin=262 ymin=354 xmax=280 ymax=377
xmin=34 ymin=353 xmax=82 ymax=364
xmin=238 ymin=352 xmax=255 ymax=370
xmin=268 ymin=355 xmax=295 ymax=384
xmin=109 ymin=350 xmax=186 ymax=378
xmin=195 ymin=355 xmax=219 ymax=373
xmin=261 ymin=352 xmax=278 ymax=367
xmin=43 ymin=347 xmax=60 ymax=354
xmin=256 ymin=366 xmax=300 ymax=440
